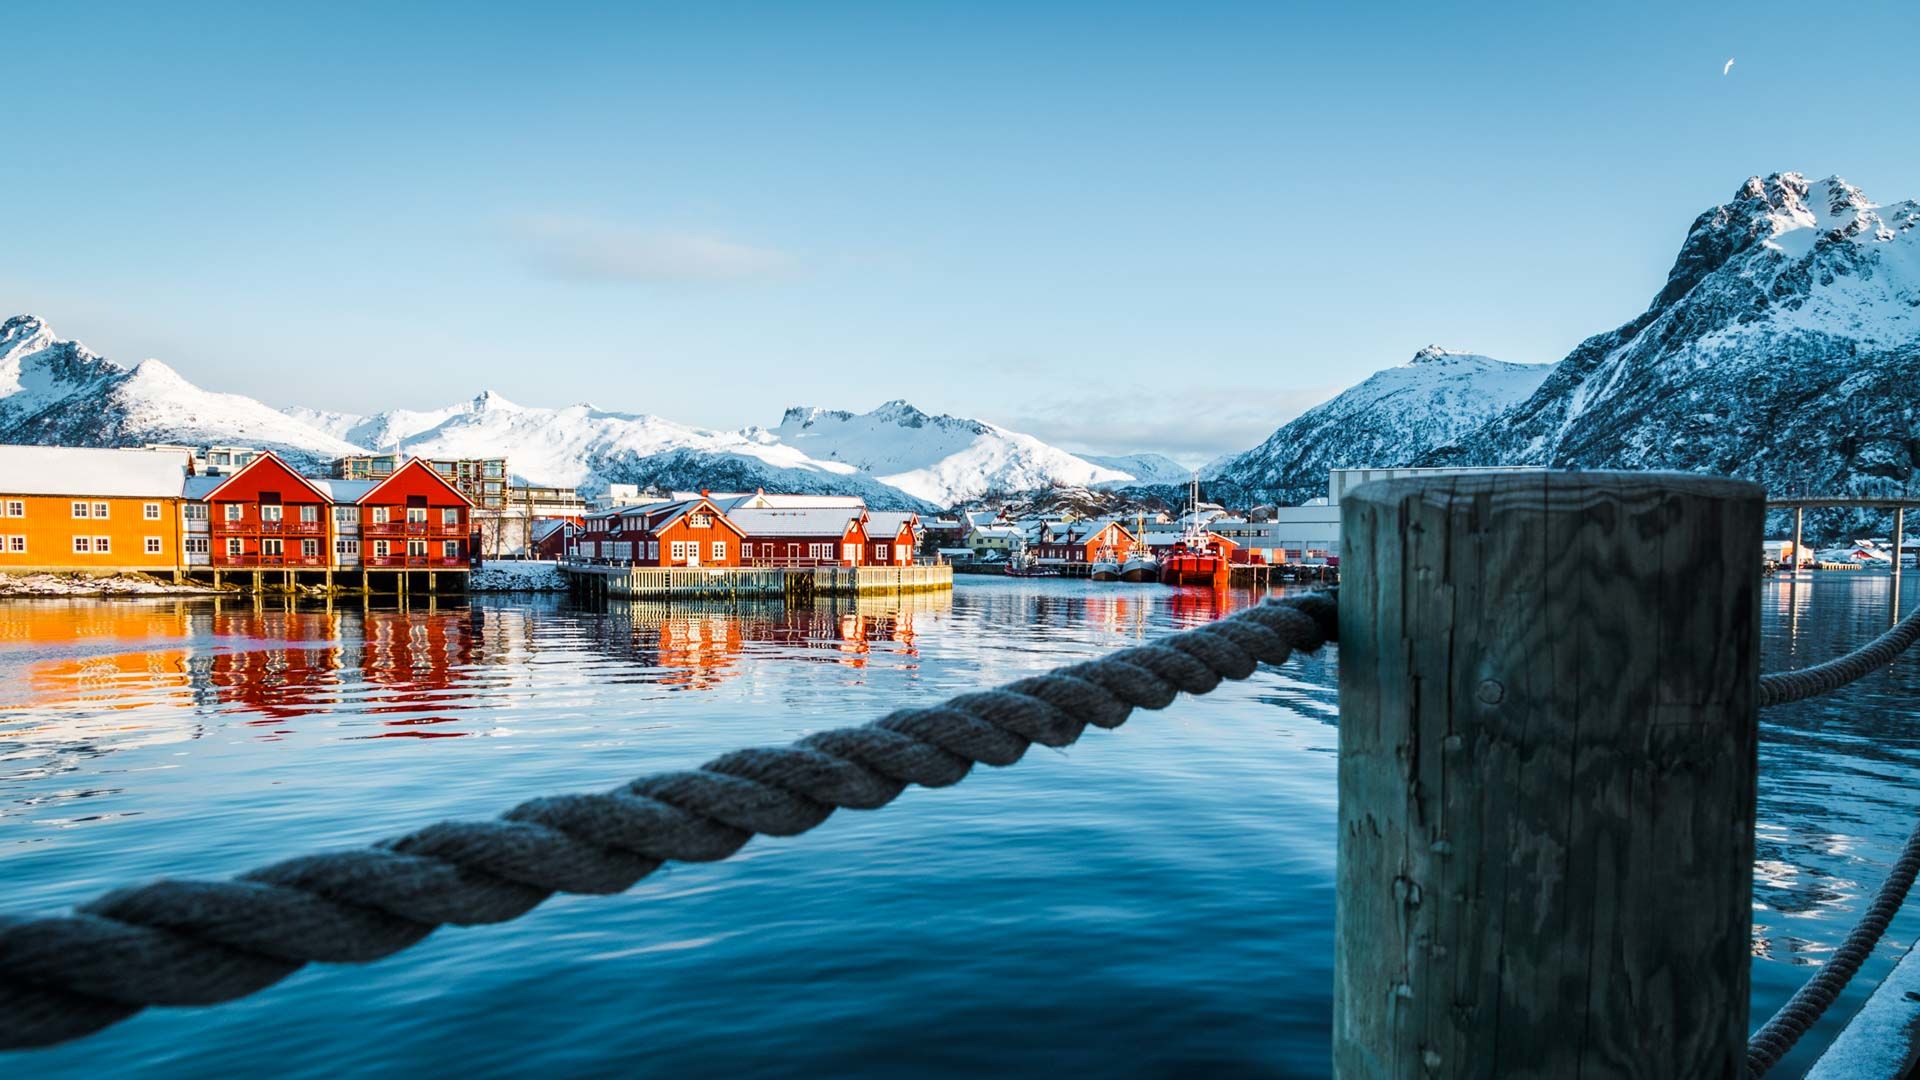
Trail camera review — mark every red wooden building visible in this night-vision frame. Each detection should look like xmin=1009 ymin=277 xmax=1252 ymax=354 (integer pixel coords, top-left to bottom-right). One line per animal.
xmin=356 ymin=458 xmax=475 ymax=570
xmin=1033 ymin=519 xmax=1136 ymax=565
xmin=530 ymin=519 xmax=577 ymax=560
xmin=730 ymin=507 xmax=870 ymax=566
xmin=862 ymin=511 xmax=919 ymax=566
xmin=587 ymin=496 xmax=745 ymax=567
xmin=203 ymin=452 xmax=334 ymax=569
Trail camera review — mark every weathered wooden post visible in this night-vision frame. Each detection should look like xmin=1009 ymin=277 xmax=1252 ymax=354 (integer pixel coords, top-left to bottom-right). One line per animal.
xmin=1892 ymin=506 xmax=1905 ymax=626
xmin=1335 ymin=471 xmax=1763 ymax=1077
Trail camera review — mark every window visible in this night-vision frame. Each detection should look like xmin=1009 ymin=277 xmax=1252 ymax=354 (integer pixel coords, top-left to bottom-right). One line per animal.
xmin=670 ymin=541 xmax=687 ymax=561
xmin=261 ymin=538 xmax=283 ymax=556
xmin=7 ymin=535 xmax=23 ymax=553
xmin=647 ymin=541 xmax=658 ymax=560
xmin=371 ymin=507 xmax=388 ymax=524
xmin=334 ymin=506 xmax=357 ymax=524
xmin=144 ymin=502 xmax=162 ymax=520
xmin=223 ymin=503 xmax=243 ymax=522
xmin=876 ymin=544 xmax=890 ymax=561
xmin=260 ymin=504 xmax=283 ymax=522
xmin=374 ymin=540 xmax=390 ymax=558
xmin=3 ymin=500 xmax=21 ymax=517
xmin=185 ymin=537 xmax=209 ymax=555
xmin=442 ymin=508 xmax=460 ymax=526
xmin=145 ymin=537 xmax=163 ymax=555
xmin=844 ymin=543 xmax=857 ymax=562
xmin=407 ymin=507 xmax=427 ymax=524
xmin=711 ymin=541 xmax=725 ymax=561
xmin=73 ymin=536 xmax=91 ymax=553
xmin=301 ymin=539 xmax=319 ymax=558
xmin=226 ymin=538 xmax=242 ymax=557
xmin=71 ymin=501 xmax=89 ymax=518
xmin=741 ymin=543 xmax=754 ymax=559
xmin=184 ymin=503 xmax=208 ymax=521
xmin=407 ymin=539 xmax=427 ymax=557
xmin=788 ymin=543 xmax=800 ymax=560
xmin=443 ymin=540 xmax=460 ymax=559
xmin=336 ymin=539 xmax=359 ymax=558
xmin=689 ymin=513 xmax=711 ymax=528
xmin=93 ymin=502 xmax=110 ymax=518
xmin=300 ymin=504 xmax=319 ymax=523
xmin=94 ymin=536 xmax=111 ymax=554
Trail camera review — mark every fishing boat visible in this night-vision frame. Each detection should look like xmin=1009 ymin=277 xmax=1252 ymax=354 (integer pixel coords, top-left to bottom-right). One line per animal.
xmin=1159 ymin=475 xmax=1228 ymax=587
xmin=1119 ymin=511 xmax=1159 ymax=581
xmin=1089 ymin=542 xmax=1121 ymax=581
xmin=1003 ymin=545 xmax=1060 ymax=578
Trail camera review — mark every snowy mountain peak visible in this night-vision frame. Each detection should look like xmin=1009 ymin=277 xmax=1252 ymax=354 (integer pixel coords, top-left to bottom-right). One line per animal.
xmin=1406 ymin=345 xmax=1488 ymax=366
xmin=1 ymin=314 xmax=57 ymax=350
xmin=470 ymin=388 xmax=520 ymax=413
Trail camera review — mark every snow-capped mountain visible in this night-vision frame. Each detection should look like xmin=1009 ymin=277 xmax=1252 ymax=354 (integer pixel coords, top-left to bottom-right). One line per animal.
xmin=768 ymin=401 xmax=1131 ymax=503
xmin=1206 ymin=346 xmax=1551 ymax=504
xmin=1079 ymin=452 xmax=1193 ymax=487
xmin=1 ymin=316 xmax=1178 ymax=509
xmin=1426 ymin=172 xmax=1920 ymax=500
xmin=0 ymin=316 xmax=360 ymax=467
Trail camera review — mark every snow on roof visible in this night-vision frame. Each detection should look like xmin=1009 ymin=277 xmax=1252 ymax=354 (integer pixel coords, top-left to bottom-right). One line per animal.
xmin=307 ymin=478 xmax=379 ymax=502
xmin=864 ymin=511 xmax=919 ymax=534
xmin=727 ymin=507 xmax=864 ymax=537
xmin=531 ymin=519 xmax=571 ymax=543
xmin=0 ymin=445 xmax=191 ymax=498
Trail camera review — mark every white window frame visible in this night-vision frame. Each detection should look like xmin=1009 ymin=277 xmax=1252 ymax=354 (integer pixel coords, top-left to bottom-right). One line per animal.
xmin=71 ymin=501 xmax=89 ymax=519
xmin=144 ymin=502 xmax=162 ymax=520
xmin=7 ymin=535 xmax=23 ymax=553
xmin=300 ymin=504 xmax=319 ymax=523
xmin=407 ymin=506 xmax=428 ymax=524
xmin=442 ymin=507 xmax=460 ymax=526
xmin=226 ymin=537 xmax=242 ymax=557
xmin=711 ymin=540 xmax=725 ymax=561
xmin=442 ymin=540 xmax=459 ymax=559
xmin=876 ymin=543 xmax=889 ymax=561
xmin=144 ymin=536 xmax=163 ymax=555
xmin=223 ymin=503 xmax=243 ymax=522
xmin=184 ymin=502 xmax=208 ymax=521
xmin=336 ymin=538 xmax=360 ymax=558
xmin=260 ymin=504 xmax=283 ymax=523
xmin=301 ymin=538 xmax=320 ymax=558
xmin=371 ymin=507 xmax=389 ymax=525
xmin=185 ymin=537 xmax=209 ymax=555
xmin=4 ymin=500 xmax=22 ymax=518
xmin=94 ymin=536 xmax=111 ymax=553
xmin=670 ymin=540 xmax=687 ymax=561
xmin=73 ymin=536 xmax=91 ymax=553
xmin=261 ymin=538 xmax=283 ymax=556
xmin=374 ymin=540 xmax=390 ymax=558
xmin=647 ymin=540 xmax=659 ymax=560
xmin=334 ymin=505 xmax=358 ymax=524
xmin=93 ymin=502 xmax=110 ymax=519
xmin=407 ymin=539 xmax=427 ymax=557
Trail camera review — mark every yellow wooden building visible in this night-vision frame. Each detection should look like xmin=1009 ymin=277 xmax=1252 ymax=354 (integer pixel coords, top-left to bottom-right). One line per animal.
xmin=0 ymin=446 xmax=193 ymax=576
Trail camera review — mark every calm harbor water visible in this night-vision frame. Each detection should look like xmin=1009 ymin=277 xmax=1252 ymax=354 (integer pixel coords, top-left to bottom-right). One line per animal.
xmin=2 ymin=574 xmax=1917 ymax=1078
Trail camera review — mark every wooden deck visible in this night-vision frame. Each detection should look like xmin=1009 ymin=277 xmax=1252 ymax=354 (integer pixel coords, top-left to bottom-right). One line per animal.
xmin=562 ymin=562 xmax=952 ymax=601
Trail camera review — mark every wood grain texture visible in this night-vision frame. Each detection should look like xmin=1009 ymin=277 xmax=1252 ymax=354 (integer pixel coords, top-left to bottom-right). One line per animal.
xmin=1333 ymin=471 xmax=1763 ymax=1078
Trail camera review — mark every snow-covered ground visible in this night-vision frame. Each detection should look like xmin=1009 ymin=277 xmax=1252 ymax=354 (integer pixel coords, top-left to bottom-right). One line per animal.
xmin=468 ymin=560 xmax=568 ymax=592
xmin=0 ymin=571 xmax=231 ymax=597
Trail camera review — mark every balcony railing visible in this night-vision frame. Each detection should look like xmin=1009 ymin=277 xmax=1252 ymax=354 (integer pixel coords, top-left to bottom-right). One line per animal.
xmin=212 ymin=553 xmax=330 ymax=568
xmin=363 ymin=521 xmax=465 ymax=537
xmin=212 ymin=520 xmax=325 ymax=535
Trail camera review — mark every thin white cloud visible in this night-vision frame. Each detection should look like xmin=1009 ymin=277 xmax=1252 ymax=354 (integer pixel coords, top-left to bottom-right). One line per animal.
xmin=1723 ymin=57 xmax=1734 ymax=75
xmin=1004 ymin=382 xmax=1344 ymax=464
xmin=516 ymin=217 xmax=795 ymax=283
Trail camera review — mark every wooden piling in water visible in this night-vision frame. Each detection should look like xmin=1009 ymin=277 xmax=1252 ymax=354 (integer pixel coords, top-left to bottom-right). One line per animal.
xmin=1334 ymin=470 xmax=1764 ymax=1077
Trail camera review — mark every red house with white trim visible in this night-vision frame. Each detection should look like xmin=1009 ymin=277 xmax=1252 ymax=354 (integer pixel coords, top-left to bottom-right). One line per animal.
xmin=730 ymin=508 xmax=870 ymax=566
xmin=355 ymin=458 xmax=475 ymax=570
xmin=203 ymin=452 xmax=333 ymax=568
xmin=862 ymin=511 xmax=919 ymax=566
xmin=578 ymin=496 xmax=745 ymax=567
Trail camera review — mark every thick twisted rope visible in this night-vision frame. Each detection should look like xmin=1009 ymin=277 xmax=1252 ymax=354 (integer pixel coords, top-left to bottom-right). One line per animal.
xmin=0 ymin=592 xmax=1338 ymax=1052
xmin=1759 ymin=604 xmax=1920 ymax=707
xmin=1746 ymin=817 xmax=1920 ymax=1076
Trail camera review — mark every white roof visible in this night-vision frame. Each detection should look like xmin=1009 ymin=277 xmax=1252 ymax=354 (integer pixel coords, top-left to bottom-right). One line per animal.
xmin=308 ymin=478 xmax=379 ymax=502
xmin=0 ymin=445 xmax=191 ymax=498
xmin=728 ymin=507 xmax=864 ymax=537
xmin=865 ymin=511 xmax=919 ymax=534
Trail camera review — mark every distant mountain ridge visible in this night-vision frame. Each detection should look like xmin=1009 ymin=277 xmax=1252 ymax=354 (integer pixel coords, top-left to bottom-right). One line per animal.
xmin=0 ymin=315 xmax=1176 ymax=509
xmin=1203 ymin=346 xmax=1551 ymax=505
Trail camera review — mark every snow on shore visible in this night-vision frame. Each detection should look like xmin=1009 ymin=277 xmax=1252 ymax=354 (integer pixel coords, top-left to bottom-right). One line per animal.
xmin=0 ymin=572 xmax=232 ymax=597
xmin=468 ymin=560 xmax=568 ymax=592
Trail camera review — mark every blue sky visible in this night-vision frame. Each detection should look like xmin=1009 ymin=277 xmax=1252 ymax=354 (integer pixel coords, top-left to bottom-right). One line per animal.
xmin=6 ymin=1 xmax=1915 ymax=462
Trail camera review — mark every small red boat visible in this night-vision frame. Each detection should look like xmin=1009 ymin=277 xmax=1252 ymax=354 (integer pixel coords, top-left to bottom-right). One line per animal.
xmin=1159 ymin=538 xmax=1228 ymax=587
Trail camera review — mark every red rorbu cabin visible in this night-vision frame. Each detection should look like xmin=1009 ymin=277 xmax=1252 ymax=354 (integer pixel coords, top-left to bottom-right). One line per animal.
xmin=607 ymin=496 xmax=746 ymax=567
xmin=730 ymin=508 xmax=870 ymax=567
xmin=862 ymin=511 xmax=919 ymax=566
xmin=203 ymin=452 xmax=333 ymax=568
xmin=356 ymin=458 xmax=476 ymax=569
